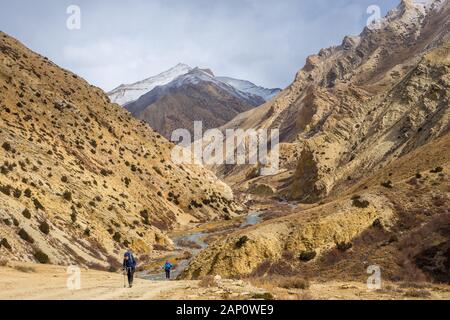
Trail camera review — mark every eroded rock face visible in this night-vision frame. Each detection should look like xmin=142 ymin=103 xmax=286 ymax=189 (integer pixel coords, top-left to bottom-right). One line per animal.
xmin=0 ymin=32 xmax=239 ymax=266
xmin=219 ymin=1 xmax=450 ymax=202
xmin=182 ymin=194 xmax=395 ymax=279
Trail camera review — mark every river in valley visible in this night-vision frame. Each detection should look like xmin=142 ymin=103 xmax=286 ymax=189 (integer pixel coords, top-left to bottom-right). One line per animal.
xmin=139 ymin=211 xmax=262 ymax=281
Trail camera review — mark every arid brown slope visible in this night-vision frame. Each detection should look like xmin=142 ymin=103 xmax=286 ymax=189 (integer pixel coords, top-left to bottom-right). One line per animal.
xmin=0 ymin=32 xmax=238 ymax=267
xmin=182 ymin=132 xmax=449 ymax=281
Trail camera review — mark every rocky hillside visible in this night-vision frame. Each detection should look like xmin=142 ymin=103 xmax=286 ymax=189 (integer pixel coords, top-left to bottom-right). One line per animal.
xmin=182 ymin=0 xmax=450 ymax=281
xmin=219 ymin=0 xmax=449 ymax=201
xmin=124 ymin=68 xmax=265 ymax=139
xmin=0 ymin=32 xmax=239 ymax=267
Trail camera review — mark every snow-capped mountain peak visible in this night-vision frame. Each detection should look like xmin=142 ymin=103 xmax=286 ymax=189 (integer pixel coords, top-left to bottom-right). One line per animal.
xmin=216 ymin=76 xmax=282 ymax=101
xmin=108 ymin=63 xmax=192 ymax=106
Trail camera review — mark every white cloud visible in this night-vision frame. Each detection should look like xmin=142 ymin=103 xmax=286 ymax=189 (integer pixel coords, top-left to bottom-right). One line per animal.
xmin=0 ymin=0 xmax=400 ymax=91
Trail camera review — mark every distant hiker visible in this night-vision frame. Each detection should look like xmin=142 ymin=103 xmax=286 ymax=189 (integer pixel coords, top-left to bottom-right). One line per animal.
xmin=163 ymin=261 xmax=174 ymax=280
xmin=123 ymin=249 xmax=137 ymax=288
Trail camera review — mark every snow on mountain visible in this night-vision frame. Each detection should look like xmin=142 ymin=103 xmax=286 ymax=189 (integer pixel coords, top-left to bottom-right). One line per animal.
xmin=216 ymin=76 xmax=282 ymax=102
xmin=151 ymin=67 xmax=266 ymax=107
xmin=109 ymin=63 xmax=281 ymax=106
xmin=108 ymin=63 xmax=192 ymax=106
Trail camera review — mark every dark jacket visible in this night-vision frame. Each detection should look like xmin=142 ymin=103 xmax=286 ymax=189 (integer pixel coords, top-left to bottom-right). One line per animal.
xmin=123 ymin=251 xmax=137 ymax=269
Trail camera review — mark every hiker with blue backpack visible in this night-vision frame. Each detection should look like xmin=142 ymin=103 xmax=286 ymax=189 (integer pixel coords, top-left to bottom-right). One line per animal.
xmin=123 ymin=249 xmax=137 ymax=288
xmin=163 ymin=261 xmax=174 ymax=280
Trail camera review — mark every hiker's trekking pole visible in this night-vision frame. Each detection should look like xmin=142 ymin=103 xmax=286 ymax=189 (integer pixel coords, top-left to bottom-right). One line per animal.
xmin=123 ymin=268 xmax=126 ymax=288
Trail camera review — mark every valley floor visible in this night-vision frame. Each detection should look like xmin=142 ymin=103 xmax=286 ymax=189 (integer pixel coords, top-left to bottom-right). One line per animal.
xmin=1 ymin=262 xmax=449 ymax=300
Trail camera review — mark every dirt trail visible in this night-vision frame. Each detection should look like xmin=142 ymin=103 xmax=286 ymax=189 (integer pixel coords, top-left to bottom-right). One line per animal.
xmin=0 ymin=263 xmax=267 ymax=300
xmin=2 ymin=262 xmax=449 ymax=300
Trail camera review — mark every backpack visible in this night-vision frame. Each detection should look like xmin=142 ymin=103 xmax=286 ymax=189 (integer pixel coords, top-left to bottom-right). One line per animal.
xmin=164 ymin=263 xmax=172 ymax=270
xmin=125 ymin=252 xmax=136 ymax=267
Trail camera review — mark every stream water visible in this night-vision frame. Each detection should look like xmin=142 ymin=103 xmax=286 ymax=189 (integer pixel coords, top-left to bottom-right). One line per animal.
xmin=139 ymin=211 xmax=262 ymax=281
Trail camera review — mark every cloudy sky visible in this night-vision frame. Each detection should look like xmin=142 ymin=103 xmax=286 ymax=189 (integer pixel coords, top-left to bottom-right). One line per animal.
xmin=1 ymin=0 xmax=398 ymax=91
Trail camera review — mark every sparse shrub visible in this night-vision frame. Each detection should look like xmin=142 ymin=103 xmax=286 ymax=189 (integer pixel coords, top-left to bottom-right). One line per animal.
xmin=24 ymin=188 xmax=32 ymax=198
xmin=13 ymin=188 xmax=22 ymax=198
xmin=140 ymin=209 xmax=150 ymax=224
xmin=277 ymin=277 xmax=310 ymax=290
xmin=39 ymin=221 xmax=50 ymax=235
xmin=2 ymin=142 xmax=11 ymax=152
xmin=199 ymin=275 xmax=217 ymax=288
xmin=70 ymin=212 xmax=77 ymax=223
xmin=352 ymin=198 xmax=370 ymax=208
xmin=0 ymin=238 xmax=12 ymax=251
xmin=235 ymin=236 xmax=249 ymax=249
xmin=299 ymin=250 xmax=317 ymax=262
xmin=153 ymin=244 xmax=168 ymax=251
xmin=0 ymin=259 xmax=8 ymax=266
xmin=62 ymin=191 xmax=72 ymax=201
xmin=430 ymin=167 xmax=443 ymax=174
xmin=34 ymin=250 xmax=50 ymax=264
xmin=113 ymin=232 xmax=121 ymax=243
xmin=84 ymin=228 xmax=91 ymax=236
xmin=252 ymin=292 xmax=274 ymax=300
xmin=22 ymin=208 xmax=31 ymax=219
xmin=336 ymin=241 xmax=353 ymax=251
xmin=403 ymin=289 xmax=431 ymax=299
xmin=372 ymin=218 xmax=383 ymax=229
xmin=0 ymin=184 xmax=11 ymax=196
xmin=14 ymin=265 xmax=36 ymax=273
xmin=381 ymin=180 xmax=393 ymax=189
xmin=61 ymin=176 xmax=68 ymax=183
xmin=33 ymin=198 xmax=44 ymax=211
xmin=177 ymin=239 xmax=202 ymax=249
xmin=18 ymin=229 xmax=34 ymax=244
